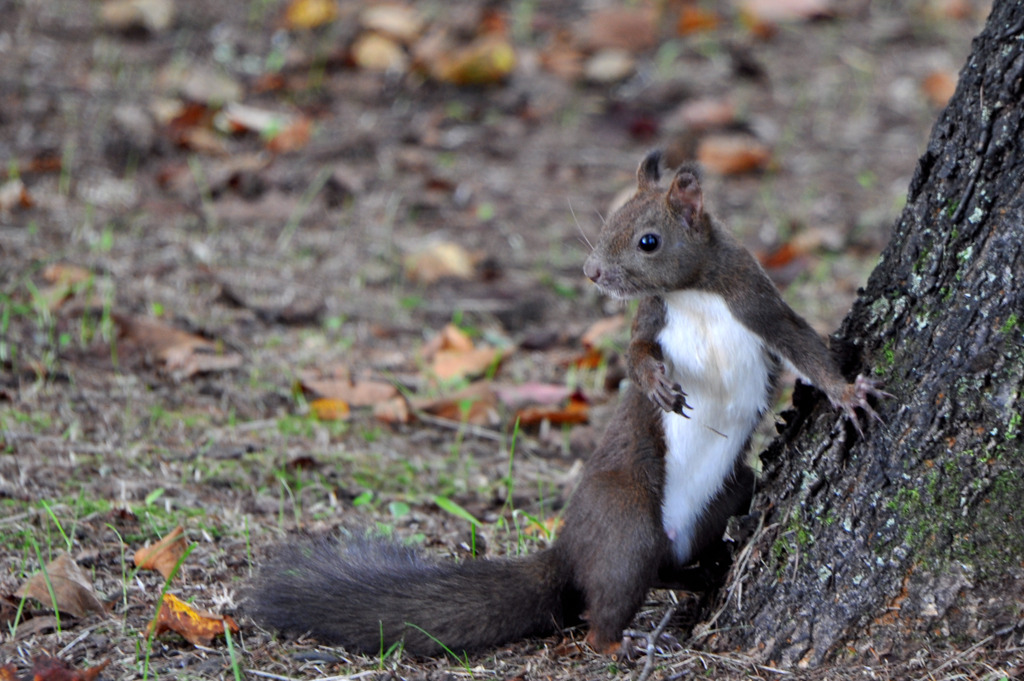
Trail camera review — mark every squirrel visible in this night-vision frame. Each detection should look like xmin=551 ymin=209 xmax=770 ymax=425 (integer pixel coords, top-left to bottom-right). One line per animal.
xmin=248 ymin=150 xmax=887 ymax=657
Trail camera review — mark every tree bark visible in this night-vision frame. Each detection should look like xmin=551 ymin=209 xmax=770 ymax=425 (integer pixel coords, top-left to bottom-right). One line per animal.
xmin=707 ymin=0 xmax=1024 ymax=666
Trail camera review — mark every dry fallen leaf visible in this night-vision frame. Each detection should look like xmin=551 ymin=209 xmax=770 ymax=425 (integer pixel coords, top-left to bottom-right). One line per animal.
xmin=493 ymin=382 xmax=572 ymax=410
xmin=666 ymin=97 xmax=737 ymax=133
xmin=0 ymin=179 xmax=32 ymax=214
xmin=522 ymin=516 xmax=563 ymax=538
xmin=677 ymin=6 xmax=720 ymax=35
xmin=351 ymin=32 xmax=409 ymax=72
xmin=432 ymin=34 xmax=516 ymax=86
xmin=583 ymin=49 xmax=635 ymax=84
xmin=284 ymin=0 xmax=338 ymax=29
xmin=423 ymin=324 xmax=505 ymax=382
xmin=359 ymin=4 xmax=424 ymax=44
xmin=134 ymin=526 xmax=187 ymax=580
xmin=917 ymin=0 xmax=975 ymax=21
xmin=116 ymin=314 xmax=243 ymax=378
xmin=100 ymin=0 xmax=174 ymax=33
xmin=42 ymin=263 xmax=91 ymax=287
xmin=300 ymin=370 xmax=399 ymax=407
xmin=739 ymin=0 xmax=832 ymax=25
xmin=697 ymin=134 xmax=772 ymax=175
xmin=148 ymin=593 xmax=239 ymax=646
xmin=373 ymin=395 xmax=411 ymax=424
xmin=217 ymin=102 xmax=288 ymax=135
xmin=538 ymin=30 xmax=584 ymax=81
xmin=759 ymin=241 xmax=804 ymax=270
xmin=15 ymin=553 xmax=106 ymax=619
xmin=515 ymin=391 xmax=590 ymax=427
xmin=413 ymin=381 xmax=498 ymax=426
xmin=157 ymin=63 xmax=243 ymax=106
xmin=310 ymin=397 xmax=351 ymax=421
xmin=922 ymin=69 xmax=957 ymax=108
xmin=38 ymin=263 xmax=93 ymax=312
xmin=432 ymin=347 xmax=504 ymax=382
xmin=435 ymin=324 xmax=475 ymax=354
xmin=581 ymin=6 xmax=657 ymax=52
xmin=20 ymin=656 xmax=110 ymax=681
xmin=266 ymin=115 xmax=312 ymax=154
xmin=572 ymin=346 xmax=605 ymax=370
xmin=404 ymin=242 xmax=476 ymax=284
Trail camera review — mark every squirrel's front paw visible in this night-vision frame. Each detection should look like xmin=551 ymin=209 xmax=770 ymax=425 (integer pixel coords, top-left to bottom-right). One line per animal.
xmin=649 ymin=363 xmax=691 ymax=417
xmin=835 ymin=374 xmax=893 ymax=435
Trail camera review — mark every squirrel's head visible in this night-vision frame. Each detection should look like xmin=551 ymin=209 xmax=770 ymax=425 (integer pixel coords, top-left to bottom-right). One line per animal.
xmin=583 ymin=150 xmax=712 ymax=299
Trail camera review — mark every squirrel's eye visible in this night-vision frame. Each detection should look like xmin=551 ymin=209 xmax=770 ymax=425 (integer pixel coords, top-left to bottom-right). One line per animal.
xmin=638 ymin=233 xmax=660 ymax=252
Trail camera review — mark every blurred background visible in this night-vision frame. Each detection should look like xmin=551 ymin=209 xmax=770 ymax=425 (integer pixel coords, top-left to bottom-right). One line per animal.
xmin=0 ymin=0 xmax=990 ymax=677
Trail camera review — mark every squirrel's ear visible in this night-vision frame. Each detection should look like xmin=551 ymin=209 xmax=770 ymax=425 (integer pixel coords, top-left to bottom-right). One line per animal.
xmin=636 ymin=150 xmax=663 ymax=191
xmin=667 ymin=166 xmax=703 ymax=226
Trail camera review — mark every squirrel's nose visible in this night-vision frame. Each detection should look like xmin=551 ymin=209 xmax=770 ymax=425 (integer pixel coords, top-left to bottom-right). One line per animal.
xmin=583 ymin=258 xmax=601 ymax=283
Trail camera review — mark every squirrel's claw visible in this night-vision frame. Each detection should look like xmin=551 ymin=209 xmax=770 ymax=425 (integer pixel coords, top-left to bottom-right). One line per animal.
xmin=834 ymin=374 xmax=892 ymax=436
xmin=651 ymin=369 xmax=691 ymax=417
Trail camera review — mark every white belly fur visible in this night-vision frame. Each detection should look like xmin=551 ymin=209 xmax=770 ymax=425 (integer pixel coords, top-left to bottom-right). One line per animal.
xmin=657 ymin=290 xmax=769 ymax=563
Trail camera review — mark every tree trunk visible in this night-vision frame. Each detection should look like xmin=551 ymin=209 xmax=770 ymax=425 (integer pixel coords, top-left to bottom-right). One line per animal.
xmin=707 ymin=0 xmax=1024 ymax=666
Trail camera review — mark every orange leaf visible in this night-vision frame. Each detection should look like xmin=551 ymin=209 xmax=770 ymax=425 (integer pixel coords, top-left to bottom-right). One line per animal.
xmin=432 ymin=347 xmax=503 ymax=382
xmin=439 ymin=323 xmax=475 ymax=353
xmin=515 ymin=392 xmax=589 ymax=427
xmin=15 ymin=553 xmax=106 ymax=619
xmin=413 ymin=381 xmax=498 ymax=426
xmin=423 ymin=324 xmax=505 ymax=382
xmin=284 ymin=0 xmax=337 ymax=29
xmin=148 ymin=593 xmax=239 ymax=646
xmin=697 ymin=134 xmax=771 ymax=175
xmin=266 ymin=115 xmax=312 ymax=153
xmin=677 ymin=6 xmax=720 ymax=35
xmin=134 ymin=526 xmax=187 ymax=580
xmin=572 ymin=347 xmax=605 ymax=370
xmin=922 ymin=70 xmax=957 ymax=108
xmin=759 ymin=241 xmax=801 ymax=270
xmin=310 ymin=397 xmax=351 ymax=421
xmin=522 ymin=516 xmax=562 ymax=537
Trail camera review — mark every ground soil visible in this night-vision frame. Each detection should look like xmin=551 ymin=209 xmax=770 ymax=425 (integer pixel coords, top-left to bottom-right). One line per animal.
xmin=0 ymin=1 xmax=1006 ymax=679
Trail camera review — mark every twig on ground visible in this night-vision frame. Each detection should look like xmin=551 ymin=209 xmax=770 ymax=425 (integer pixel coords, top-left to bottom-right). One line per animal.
xmin=636 ymin=602 xmax=677 ymax=681
xmin=691 ymin=514 xmax=776 ymax=642
xmin=915 ymin=635 xmax=994 ymax=681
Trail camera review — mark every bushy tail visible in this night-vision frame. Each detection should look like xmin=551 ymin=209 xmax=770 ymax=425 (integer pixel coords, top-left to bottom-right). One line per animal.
xmin=247 ymin=536 xmax=571 ymax=656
